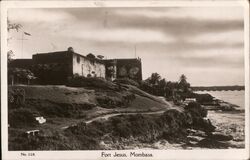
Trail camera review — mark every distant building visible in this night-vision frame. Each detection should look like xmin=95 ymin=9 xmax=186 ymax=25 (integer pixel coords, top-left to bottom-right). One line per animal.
xmin=9 ymin=47 xmax=142 ymax=84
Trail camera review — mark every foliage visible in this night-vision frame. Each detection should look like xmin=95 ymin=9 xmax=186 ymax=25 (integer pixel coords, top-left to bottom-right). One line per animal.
xmin=8 ymin=68 xmax=36 ymax=80
xmin=113 ymin=78 xmax=139 ymax=87
xmin=8 ymin=108 xmax=38 ymax=128
xmin=8 ymin=88 xmax=26 ymax=108
xmin=141 ymin=73 xmax=191 ymax=98
xmin=9 ymin=104 xmax=217 ymax=150
xmin=7 ymin=50 xmax=14 ymax=63
xmin=7 ymin=20 xmax=22 ymax=60
xmin=25 ymin=99 xmax=93 ymax=118
xmin=31 ymin=63 xmax=68 ymax=84
xmin=185 ymin=102 xmax=207 ymax=118
xmin=7 ymin=20 xmax=22 ymax=32
xmin=184 ymin=102 xmax=215 ymax=133
xmin=8 ymin=68 xmax=36 ymax=85
xmin=67 ymin=75 xmax=119 ymax=91
xmin=145 ymin=72 xmax=161 ymax=85
xmin=195 ymin=93 xmax=214 ymax=104
xmin=178 ymin=74 xmax=191 ymax=93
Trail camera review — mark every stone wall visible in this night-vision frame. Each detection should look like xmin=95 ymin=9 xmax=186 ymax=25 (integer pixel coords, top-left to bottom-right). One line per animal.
xmin=10 ymin=50 xmax=142 ymax=84
xmin=9 ymin=59 xmax=34 ymax=69
xmin=72 ymin=53 xmax=105 ymax=78
xmin=32 ymin=51 xmax=73 ymax=84
xmin=116 ymin=59 xmax=142 ymax=81
xmin=103 ymin=59 xmax=117 ymax=81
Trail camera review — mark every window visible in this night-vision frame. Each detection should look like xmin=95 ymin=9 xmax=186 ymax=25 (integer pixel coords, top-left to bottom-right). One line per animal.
xmin=77 ymin=55 xmax=80 ymax=63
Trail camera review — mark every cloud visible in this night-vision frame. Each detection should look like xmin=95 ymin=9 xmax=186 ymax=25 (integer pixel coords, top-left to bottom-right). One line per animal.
xmin=107 ymin=14 xmax=243 ymax=40
xmin=188 ymin=30 xmax=244 ymax=44
xmin=113 ymin=7 xmax=243 ymax=21
xmin=62 ymin=28 xmax=173 ymax=43
xmin=7 ymin=7 xmax=245 ymax=86
xmin=8 ymin=9 xmax=75 ymax=24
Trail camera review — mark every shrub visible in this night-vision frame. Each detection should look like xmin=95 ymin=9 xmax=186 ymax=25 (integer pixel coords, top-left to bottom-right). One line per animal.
xmin=160 ymin=109 xmax=187 ymax=135
xmin=25 ymin=99 xmax=94 ymax=118
xmin=8 ymin=108 xmax=38 ymax=128
xmin=184 ymin=102 xmax=215 ymax=133
xmin=96 ymin=96 xmax=124 ymax=108
xmin=67 ymin=76 xmax=119 ymax=91
xmin=114 ymin=78 xmax=139 ymax=87
xmin=195 ymin=93 xmax=213 ymax=104
xmin=185 ymin=102 xmax=207 ymax=118
xmin=8 ymin=88 xmax=26 ymax=108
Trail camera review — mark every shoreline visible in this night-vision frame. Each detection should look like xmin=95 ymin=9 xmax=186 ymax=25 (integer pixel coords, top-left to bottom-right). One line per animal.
xmin=98 ymin=98 xmax=245 ymax=150
xmin=8 ymin=85 xmax=245 ymax=150
xmin=99 ymin=109 xmax=245 ymax=150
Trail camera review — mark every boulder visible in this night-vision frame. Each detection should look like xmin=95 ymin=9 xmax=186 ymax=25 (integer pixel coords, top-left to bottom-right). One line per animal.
xmin=208 ymin=133 xmax=233 ymax=141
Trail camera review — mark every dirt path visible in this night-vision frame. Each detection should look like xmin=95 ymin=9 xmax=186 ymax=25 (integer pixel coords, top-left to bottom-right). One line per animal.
xmin=61 ymin=109 xmax=167 ymax=130
xmin=61 ymin=97 xmax=174 ymax=130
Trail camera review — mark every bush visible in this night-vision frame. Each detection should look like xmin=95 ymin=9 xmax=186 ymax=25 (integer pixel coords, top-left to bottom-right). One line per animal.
xmin=96 ymin=96 xmax=124 ymax=108
xmin=8 ymin=88 xmax=26 ymax=108
xmin=195 ymin=94 xmax=214 ymax=104
xmin=67 ymin=76 xmax=119 ymax=91
xmin=114 ymin=78 xmax=139 ymax=87
xmin=26 ymin=99 xmax=94 ymax=118
xmin=184 ymin=102 xmax=215 ymax=133
xmin=160 ymin=109 xmax=188 ymax=137
xmin=139 ymin=81 xmax=155 ymax=95
xmin=8 ymin=108 xmax=38 ymax=128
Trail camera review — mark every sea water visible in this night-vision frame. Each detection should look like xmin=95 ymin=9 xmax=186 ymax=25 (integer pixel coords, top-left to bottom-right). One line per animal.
xmin=196 ymin=90 xmax=245 ymax=148
xmin=195 ymin=90 xmax=245 ymax=109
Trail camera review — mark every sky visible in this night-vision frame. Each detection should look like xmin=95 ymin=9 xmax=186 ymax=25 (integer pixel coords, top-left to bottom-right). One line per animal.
xmin=7 ymin=7 xmax=245 ymax=86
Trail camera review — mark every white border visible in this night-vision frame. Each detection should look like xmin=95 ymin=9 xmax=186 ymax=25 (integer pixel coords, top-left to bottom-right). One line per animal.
xmin=1 ymin=1 xmax=249 ymax=160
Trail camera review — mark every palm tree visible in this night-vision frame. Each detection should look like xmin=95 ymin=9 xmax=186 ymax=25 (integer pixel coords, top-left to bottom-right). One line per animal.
xmin=149 ymin=72 xmax=161 ymax=85
xmin=179 ymin=74 xmax=187 ymax=84
xmin=178 ymin=74 xmax=190 ymax=92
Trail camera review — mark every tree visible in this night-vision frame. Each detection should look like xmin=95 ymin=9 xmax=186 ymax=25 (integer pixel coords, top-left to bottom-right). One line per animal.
xmin=146 ymin=72 xmax=161 ymax=85
xmin=178 ymin=74 xmax=190 ymax=92
xmin=7 ymin=21 xmax=23 ymax=63
xmin=179 ymin=74 xmax=187 ymax=84
xmin=158 ymin=78 xmax=167 ymax=88
xmin=7 ymin=19 xmax=22 ymax=32
xmin=8 ymin=68 xmax=36 ymax=85
xmin=7 ymin=50 xmax=14 ymax=64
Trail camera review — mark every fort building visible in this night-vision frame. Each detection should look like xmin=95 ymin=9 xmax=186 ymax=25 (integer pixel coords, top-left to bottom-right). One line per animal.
xmin=9 ymin=47 xmax=142 ymax=84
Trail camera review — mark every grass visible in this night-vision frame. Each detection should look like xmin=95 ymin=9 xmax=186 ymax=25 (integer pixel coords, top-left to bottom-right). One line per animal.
xmin=8 ymin=81 xmax=174 ymax=150
xmin=9 ymin=102 xmax=218 ymax=150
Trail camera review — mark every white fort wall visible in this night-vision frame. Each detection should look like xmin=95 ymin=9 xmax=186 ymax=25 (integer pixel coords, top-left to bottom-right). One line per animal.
xmin=72 ymin=54 xmax=106 ymax=78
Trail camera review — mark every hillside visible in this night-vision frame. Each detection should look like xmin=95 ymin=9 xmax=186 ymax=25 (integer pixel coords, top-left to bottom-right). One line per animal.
xmin=8 ymin=80 xmax=238 ymax=150
xmin=8 ymin=81 xmax=174 ymax=150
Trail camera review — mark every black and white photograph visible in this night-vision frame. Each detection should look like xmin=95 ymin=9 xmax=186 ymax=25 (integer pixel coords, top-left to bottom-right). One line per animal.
xmin=1 ymin=1 xmax=249 ymax=160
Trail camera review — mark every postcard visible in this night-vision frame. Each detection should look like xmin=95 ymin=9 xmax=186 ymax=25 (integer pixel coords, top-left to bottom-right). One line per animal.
xmin=1 ymin=0 xmax=249 ymax=160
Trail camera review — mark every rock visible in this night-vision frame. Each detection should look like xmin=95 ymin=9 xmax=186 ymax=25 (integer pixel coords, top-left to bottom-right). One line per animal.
xmin=187 ymin=129 xmax=207 ymax=137
xmin=218 ymin=102 xmax=236 ymax=111
xmin=196 ymin=138 xmax=229 ymax=148
xmin=208 ymin=133 xmax=233 ymax=141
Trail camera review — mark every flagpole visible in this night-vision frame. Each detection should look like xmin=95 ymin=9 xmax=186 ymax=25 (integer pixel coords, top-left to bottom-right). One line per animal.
xmin=17 ymin=31 xmax=30 ymax=58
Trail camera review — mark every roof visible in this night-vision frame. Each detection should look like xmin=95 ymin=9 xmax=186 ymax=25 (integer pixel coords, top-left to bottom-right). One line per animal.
xmin=34 ymin=50 xmax=141 ymax=64
xmin=35 ymin=50 xmax=105 ymax=64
